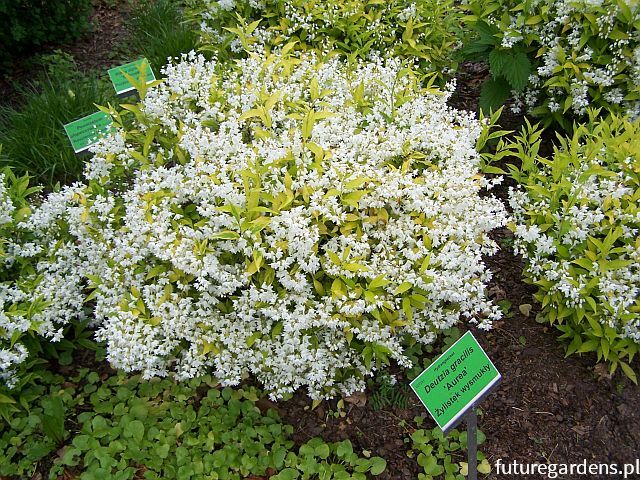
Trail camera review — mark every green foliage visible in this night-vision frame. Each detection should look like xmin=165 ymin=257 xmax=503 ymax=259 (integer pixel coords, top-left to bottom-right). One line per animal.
xmin=0 ymin=369 xmax=80 ymax=477
xmin=405 ymin=328 xmax=462 ymax=380
xmin=128 ymin=0 xmax=199 ymax=74
xmin=407 ymin=422 xmax=491 ymax=480
xmin=370 ymin=375 xmax=408 ymax=411
xmin=461 ymin=17 xmax=533 ymax=113
xmin=0 ymin=167 xmax=40 ymax=269
xmin=0 ymin=0 xmax=92 ymax=70
xmin=475 ymin=107 xmax=513 ymax=175
xmin=0 ymin=59 xmax=116 ymax=188
xmin=269 ymin=438 xmax=387 ymax=480
xmin=503 ymin=112 xmax=640 ymax=382
xmin=462 ymin=0 xmax=640 ymax=126
xmin=188 ymin=0 xmax=462 ymax=84
xmin=0 ymin=320 xmax=103 ymax=424
xmin=1 ymin=369 xmax=386 ymax=479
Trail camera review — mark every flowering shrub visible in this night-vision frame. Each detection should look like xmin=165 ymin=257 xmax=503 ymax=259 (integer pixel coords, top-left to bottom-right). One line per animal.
xmin=507 ymin=112 xmax=640 ymax=382
xmin=189 ymin=0 xmax=462 ymax=82
xmin=0 ymin=168 xmax=45 ymax=388
xmin=463 ymin=0 xmax=640 ymax=127
xmin=2 ymin=51 xmax=508 ymax=399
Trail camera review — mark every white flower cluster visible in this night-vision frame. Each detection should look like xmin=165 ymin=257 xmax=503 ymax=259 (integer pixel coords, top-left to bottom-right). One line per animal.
xmin=510 ymin=149 xmax=640 ymax=343
xmin=0 ymin=181 xmax=98 ymax=388
xmin=501 ymin=0 xmax=640 ymax=118
xmin=194 ymin=0 xmax=460 ymax=75
xmin=0 ymin=175 xmax=14 ymax=227
xmin=3 ymin=52 xmax=507 ymax=398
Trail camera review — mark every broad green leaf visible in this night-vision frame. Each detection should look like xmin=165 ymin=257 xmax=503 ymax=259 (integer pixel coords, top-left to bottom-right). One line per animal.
xmin=479 ymin=76 xmax=511 ymax=113
xmin=502 ymin=51 xmax=531 ymax=91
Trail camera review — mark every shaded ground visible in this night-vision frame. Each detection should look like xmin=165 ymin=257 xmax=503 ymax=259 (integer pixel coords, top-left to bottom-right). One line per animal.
xmin=0 ymin=0 xmax=131 ymax=104
xmin=62 ymin=0 xmax=132 ymax=73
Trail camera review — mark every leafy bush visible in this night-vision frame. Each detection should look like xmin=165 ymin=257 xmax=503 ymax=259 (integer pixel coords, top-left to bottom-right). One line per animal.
xmin=506 ymin=112 xmax=640 ymax=382
xmin=2 ymin=369 xmax=386 ymax=478
xmin=463 ymin=0 xmax=640 ymax=127
xmin=0 ymin=368 xmax=78 ymax=477
xmin=188 ymin=0 xmax=462 ymax=83
xmin=1 ymin=50 xmax=507 ymax=399
xmin=0 ymin=167 xmax=43 ymax=389
xmin=0 ymin=0 xmax=92 ymax=70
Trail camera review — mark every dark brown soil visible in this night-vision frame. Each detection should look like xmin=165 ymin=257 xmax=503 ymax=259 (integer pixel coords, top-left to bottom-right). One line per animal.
xmin=62 ymin=1 xmax=132 ymax=74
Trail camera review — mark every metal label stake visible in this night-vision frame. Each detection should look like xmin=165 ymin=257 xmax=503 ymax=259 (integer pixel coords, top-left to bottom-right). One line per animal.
xmin=466 ymin=407 xmax=478 ymax=480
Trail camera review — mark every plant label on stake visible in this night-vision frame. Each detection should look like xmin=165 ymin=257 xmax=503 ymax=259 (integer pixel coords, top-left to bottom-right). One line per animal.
xmin=108 ymin=58 xmax=155 ymax=97
xmin=63 ymin=111 xmax=113 ymax=155
xmin=410 ymin=331 xmax=501 ymax=479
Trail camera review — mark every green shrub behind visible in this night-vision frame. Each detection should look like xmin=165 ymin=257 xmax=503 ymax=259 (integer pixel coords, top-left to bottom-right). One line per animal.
xmin=505 ymin=112 xmax=640 ymax=382
xmin=463 ymin=0 xmax=640 ymax=128
xmin=0 ymin=0 xmax=93 ymax=70
xmin=188 ymin=0 xmax=463 ymax=84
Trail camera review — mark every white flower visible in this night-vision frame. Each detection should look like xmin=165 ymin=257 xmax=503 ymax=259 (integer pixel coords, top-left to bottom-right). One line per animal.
xmin=1 ymin=51 xmax=508 ymax=398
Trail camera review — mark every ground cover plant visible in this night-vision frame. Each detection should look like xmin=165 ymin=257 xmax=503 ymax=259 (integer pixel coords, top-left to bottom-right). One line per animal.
xmin=463 ymin=0 xmax=640 ymax=127
xmin=407 ymin=420 xmax=491 ymax=480
xmin=506 ymin=112 xmax=640 ymax=381
xmin=189 ymin=0 xmax=462 ymax=83
xmin=0 ymin=367 xmax=386 ymax=479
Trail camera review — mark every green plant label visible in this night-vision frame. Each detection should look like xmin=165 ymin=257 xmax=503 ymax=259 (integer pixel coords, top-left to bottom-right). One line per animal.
xmin=107 ymin=58 xmax=155 ymax=95
xmin=410 ymin=331 xmax=501 ymax=434
xmin=63 ymin=111 xmax=113 ymax=154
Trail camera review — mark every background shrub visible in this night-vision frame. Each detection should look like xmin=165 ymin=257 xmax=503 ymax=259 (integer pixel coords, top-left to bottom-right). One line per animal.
xmin=463 ymin=0 xmax=640 ymax=128
xmin=0 ymin=0 xmax=93 ymax=70
xmin=506 ymin=112 xmax=640 ymax=382
xmin=188 ymin=0 xmax=462 ymax=83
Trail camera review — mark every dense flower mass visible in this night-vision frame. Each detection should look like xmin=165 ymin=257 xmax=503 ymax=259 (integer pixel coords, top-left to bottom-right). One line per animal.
xmin=190 ymin=0 xmax=461 ymax=82
xmin=465 ymin=0 xmax=640 ymax=123
xmin=508 ymin=113 xmax=640 ymax=374
xmin=1 ymin=51 xmax=508 ymax=398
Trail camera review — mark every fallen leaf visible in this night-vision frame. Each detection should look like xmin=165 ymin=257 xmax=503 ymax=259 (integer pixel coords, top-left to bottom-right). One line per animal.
xmin=519 ymin=303 xmax=532 ymax=317
xmin=593 ymin=363 xmax=613 ymax=381
xmin=344 ymin=391 xmax=367 ymax=407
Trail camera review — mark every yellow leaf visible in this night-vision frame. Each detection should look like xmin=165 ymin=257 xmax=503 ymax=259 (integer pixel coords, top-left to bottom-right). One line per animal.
xmin=478 ymin=459 xmax=492 ymax=474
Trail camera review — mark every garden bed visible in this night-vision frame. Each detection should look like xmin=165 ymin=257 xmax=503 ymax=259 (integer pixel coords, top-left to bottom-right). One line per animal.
xmin=1 ymin=1 xmax=639 ymax=479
